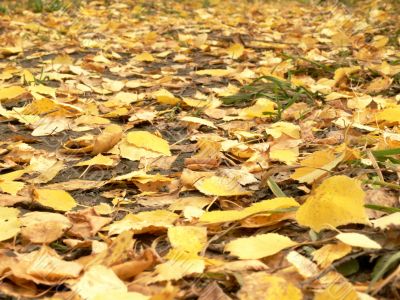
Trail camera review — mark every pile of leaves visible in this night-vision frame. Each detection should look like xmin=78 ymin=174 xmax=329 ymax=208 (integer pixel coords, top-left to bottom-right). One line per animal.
xmin=0 ymin=0 xmax=399 ymax=299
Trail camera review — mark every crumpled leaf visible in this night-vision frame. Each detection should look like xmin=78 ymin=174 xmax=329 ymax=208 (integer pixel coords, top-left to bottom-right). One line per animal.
xmin=295 ymin=176 xmax=370 ymax=232
xmin=224 ymin=233 xmax=297 ymax=259
xmin=70 ymin=264 xmax=126 ymax=300
xmin=194 ymin=175 xmax=251 ymax=196
xmin=20 ymin=211 xmax=72 ymax=244
xmin=92 ymin=124 xmax=123 ymax=155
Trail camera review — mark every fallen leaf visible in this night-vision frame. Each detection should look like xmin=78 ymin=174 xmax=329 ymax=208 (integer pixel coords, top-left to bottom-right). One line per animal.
xmin=126 ymin=131 xmax=171 ymax=156
xmin=0 ymin=207 xmax=20 ymax=242
xmin=295 ymin=176 xmax=370 ymax=232
xmin=92 ymin=124 xmax=123 ymax=155
xmin=335 ymin=232 xmax=381 ymax=249
xmin=224 ymin=233 xmax=297 ymax=259
xmin=33 ymin=188 xmax=77 ymax=211
xmin=237 ymin=272 xmax=302 ymax=300
xmin=20 ymin=211 xmax=72 ymax=244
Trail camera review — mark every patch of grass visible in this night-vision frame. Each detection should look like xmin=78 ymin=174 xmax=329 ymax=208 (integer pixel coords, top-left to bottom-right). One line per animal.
xmin=221 ymin=75 xmax=318 ymax=120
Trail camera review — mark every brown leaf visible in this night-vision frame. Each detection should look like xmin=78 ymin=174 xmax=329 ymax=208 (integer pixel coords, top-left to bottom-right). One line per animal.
xmin=66 ymin=208 xmax=112 ymax=239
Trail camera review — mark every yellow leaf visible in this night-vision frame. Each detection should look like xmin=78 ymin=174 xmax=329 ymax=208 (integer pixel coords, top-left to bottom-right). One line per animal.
xmin=376 ymin=106 xmax=400 ymax=123
xmin=34 ymin=188 xmax=77 ymax=211
xmin=194 ymin=175 xmax=251 ymax=196
xmin=148 ymin=249 xmax=205 ymax=282
xmin=168 ymin=226 xmax=207 ymax=254
xmin=239 ymin=98 xmax=276 ymax=119
xmin=29 ymin=84 xmax=56 ymax=99
xmin=314 ymin=282 xmax=359 ymax=300
xmin=195 ymin=69 xmax=232 ymax=77
xmin=135 ymin=52 xmax=155 ymax=62
xmin=224 ymin=233 xmax=297 ymax=259
xmin=227 ymin=43 xmax=244 ymax=59
xmin=312 ymin=243 xmax=352 ymax=268
xmin=0 ymin=86 xmax=26 ymax=101
xmin=335 ymin=232 xmax=381 ymax=249
xmin=107 ymin=210 xmax=178 ymax=235
xmin=0 ymin=180 xmax=24 ymax=195
xmin=75 ymin=154 xmax=117 ymax=167
xmin=266 ymin=121 xmax=301 ymax=139
xmin=291 ymin=149 xmax=345 ymax=184
xmin=199 ymin=197 xmax=299 ymax=224
xmin=333 ymin=66 xmax=361 ymax=85
xmin=270 ymin=147 xmax=299 ymax=165
xmin=126 ymin=131 xmax=171 ymax=156
xmin=53 ymin=54 xmax=73 ymax=65
xmin=22 ymin=69 xmax=35 ymax=84
xmin=0 ymin=207 xmax=20 ymax=242
xmin=111 ymin=139 xmax=162 ymax=161
xmin=238 ymin=272 xmax=302 ymax=300
xmin=70 ymin=265 xmax=126 ymax=300
xmin=153 ymin=88 xmax=180 ymax=105
xmin=295 ymin=176 xmax=370 ymax=232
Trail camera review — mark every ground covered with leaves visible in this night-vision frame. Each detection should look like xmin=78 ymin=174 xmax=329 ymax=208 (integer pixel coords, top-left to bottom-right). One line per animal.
xmin=0 ymin=0 xmax=400 ymax=299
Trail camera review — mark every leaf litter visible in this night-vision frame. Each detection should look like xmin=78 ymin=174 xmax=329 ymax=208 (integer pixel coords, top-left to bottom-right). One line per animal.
xmin=0 ymin=0 xmax=399 ymax=299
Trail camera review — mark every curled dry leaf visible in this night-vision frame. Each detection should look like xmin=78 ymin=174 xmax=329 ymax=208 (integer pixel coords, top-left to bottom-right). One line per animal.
xmin=92 ymin=124 xmax=123 ymax=155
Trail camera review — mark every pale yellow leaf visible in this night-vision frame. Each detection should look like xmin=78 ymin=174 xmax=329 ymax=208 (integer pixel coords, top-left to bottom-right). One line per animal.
xmin=34 ymin=188 xmax=77 ymax=211
xmin=371 ymin=212 xmax=400 ymax=230
xmin=70 ymin=265 xmax=126 ymax=300
xmin=335 ymin=233 xmax=381 ymax=249
xmin=93 ymin=291 xmax=149 ymax=300
xmin=0 ymin=207 xmax=20 ymax=242
xmin=224 ymin=233 xmax=297 ymax=259
xmin=295 ymin=176 xmax=370 ymax=232
xmin=181 ymin=116 xmax=217 ymax=128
